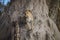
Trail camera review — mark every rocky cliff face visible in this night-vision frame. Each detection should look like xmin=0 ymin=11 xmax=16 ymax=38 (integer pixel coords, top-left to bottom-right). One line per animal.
xmin=0 ymin=0 xmax=60 ymax=40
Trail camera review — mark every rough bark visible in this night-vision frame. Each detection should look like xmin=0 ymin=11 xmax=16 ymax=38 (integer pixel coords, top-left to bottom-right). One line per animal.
xmin=56 ymin=0 xmax=60 ymax=31
xmin=48 ymin=0 xmax=60 ymax=31
xmin=0 ymin=0 xmax=60 ymax=40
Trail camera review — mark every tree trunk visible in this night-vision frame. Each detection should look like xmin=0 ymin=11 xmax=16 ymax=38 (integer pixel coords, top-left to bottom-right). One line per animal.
xmin=0 ymin=0 xmax=60 ymax=40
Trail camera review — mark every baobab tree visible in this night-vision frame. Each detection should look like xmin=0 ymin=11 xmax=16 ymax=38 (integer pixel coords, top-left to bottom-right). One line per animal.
xmin=0 ymin=0 xmax=60 ymax=40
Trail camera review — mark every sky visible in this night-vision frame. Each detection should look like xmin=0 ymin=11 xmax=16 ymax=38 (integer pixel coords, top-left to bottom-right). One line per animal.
xmin=0 ymin=0 xmax=10 ymax=5
xmin=0 ymin=0 xmax=10 ymax=11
